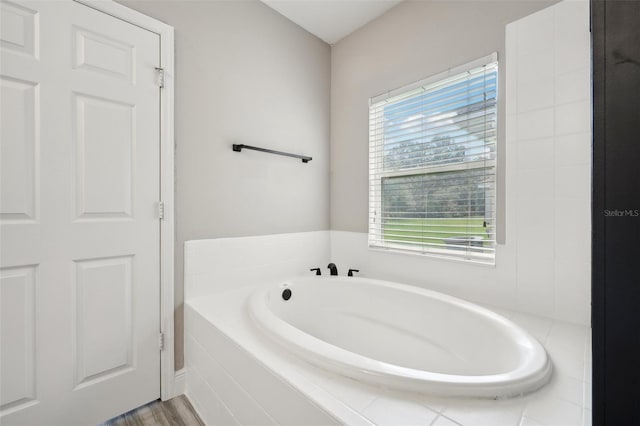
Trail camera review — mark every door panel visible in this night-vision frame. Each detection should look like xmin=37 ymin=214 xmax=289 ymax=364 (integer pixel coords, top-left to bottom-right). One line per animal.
xmin=0 ymin=0 xmax=38 ymax=58
xmin=0 ymin=265 xmax=37 ymax=410
xmin=0 ymin=1 xmax=161 ymax=424
xmin=74 ymin=93 xmax=134 ymax=219
xmin=0 ymin=76 xmax=38 ymax=222
xmin=74 ymin=255 xmax=134 ymax=387
xmin=73 ymin=26 xmax=135 ymax=82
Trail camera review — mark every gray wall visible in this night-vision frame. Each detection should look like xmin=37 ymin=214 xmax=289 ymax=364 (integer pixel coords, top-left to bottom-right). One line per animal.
xmin=118 ymin=0 xmax=331 ymax=369
xmin=330 ymin=0 xmax=557 ymax=236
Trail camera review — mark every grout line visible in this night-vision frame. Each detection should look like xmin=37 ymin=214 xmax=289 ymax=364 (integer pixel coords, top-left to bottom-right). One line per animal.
xmin=360 ymin=396 xmax=379 ymax=413
xmin=428 ymin=414 xmax=440 ymax=426
xmin=431 ymin=413 xmax=464 ymax=426
xmin=543 ymin=319 xmax=555 ymax=344
xmin=515 ymin=402 xmax=527 ymax=426
xmin=187 ymin=330 xmax=279 ymax=425
xmin=357 ymin=397 xmax=381 ymax=426
xmin=424 ymin=401 xmax=447 ymax=415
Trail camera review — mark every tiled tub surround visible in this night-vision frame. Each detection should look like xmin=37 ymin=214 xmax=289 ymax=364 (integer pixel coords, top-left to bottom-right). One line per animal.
xmin=183 ymin=231 xmax=591 ymax=425
xmin=505 ymin=0 xmax=591 ymax=324
xmin=185 ymin=285 xmax=591 ymax=426
xmin=184 ymin=231 xmax=330 ymax=301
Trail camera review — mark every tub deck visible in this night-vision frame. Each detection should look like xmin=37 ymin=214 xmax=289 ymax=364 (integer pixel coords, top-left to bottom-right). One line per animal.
xmin=185 ymin=284 xmax=591 ymax=426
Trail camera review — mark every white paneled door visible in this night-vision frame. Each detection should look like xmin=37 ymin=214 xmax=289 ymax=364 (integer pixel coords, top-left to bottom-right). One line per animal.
xmin=1 ymin=1 xmax=161 ymax=424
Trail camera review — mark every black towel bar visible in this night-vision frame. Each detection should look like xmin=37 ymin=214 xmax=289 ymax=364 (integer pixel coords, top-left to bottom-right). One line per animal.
xmin=232 ymin=144 xmax=312 ymax=163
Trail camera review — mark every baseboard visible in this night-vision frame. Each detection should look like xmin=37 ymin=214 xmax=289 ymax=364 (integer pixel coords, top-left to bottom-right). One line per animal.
xmin=173 ymin=368 xmax=186 ymax=397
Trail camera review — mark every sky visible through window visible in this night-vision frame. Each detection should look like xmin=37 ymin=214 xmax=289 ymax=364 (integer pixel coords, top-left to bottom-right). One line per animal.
xmin=380 ymin=71 xmax=497 ymax=170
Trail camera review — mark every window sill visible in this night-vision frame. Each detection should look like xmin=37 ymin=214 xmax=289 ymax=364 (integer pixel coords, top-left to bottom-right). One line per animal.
xmin=368 ymin=243 xmax=496 ymax=267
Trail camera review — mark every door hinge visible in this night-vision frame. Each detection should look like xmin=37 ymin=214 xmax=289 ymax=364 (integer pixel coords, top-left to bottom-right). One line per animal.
xmin=159 ymin=332 xmax=165 ymax=351
xmin=157 ymin=201 xmax=165 ymax=220
xmin=155 ymin=67 xmax=165 ymax=88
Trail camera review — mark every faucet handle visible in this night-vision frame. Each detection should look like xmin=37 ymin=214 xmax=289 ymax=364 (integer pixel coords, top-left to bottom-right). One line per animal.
xmin=348 ymin=269 xmax=360 ymax=277
xmin=309 ymin=268 xmax=321 ymax=276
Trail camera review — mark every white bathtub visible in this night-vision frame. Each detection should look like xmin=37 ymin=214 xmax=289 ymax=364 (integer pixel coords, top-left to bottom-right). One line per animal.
xmin=248 ymin=276 xmax=552 ymax=398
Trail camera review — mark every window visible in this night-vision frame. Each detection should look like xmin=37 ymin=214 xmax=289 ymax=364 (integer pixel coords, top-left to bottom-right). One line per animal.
xmin=369 ymin=54 xmax=498 ymax=263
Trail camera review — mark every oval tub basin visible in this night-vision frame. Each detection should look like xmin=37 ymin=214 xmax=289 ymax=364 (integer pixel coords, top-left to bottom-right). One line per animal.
xmin=248 ymin=276 xmax=551 ymax=398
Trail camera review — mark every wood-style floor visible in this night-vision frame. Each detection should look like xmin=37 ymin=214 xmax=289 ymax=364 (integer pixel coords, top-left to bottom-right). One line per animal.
xmin=102 ymin=395 xmax=203 ymax=426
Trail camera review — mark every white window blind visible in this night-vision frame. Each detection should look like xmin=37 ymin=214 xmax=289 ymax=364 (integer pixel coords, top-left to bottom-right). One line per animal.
xmin=369 ymin=54 xmax=498 ymax=263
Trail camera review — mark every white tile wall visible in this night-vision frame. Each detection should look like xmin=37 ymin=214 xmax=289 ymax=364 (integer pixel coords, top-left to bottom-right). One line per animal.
xmin=510 ymin=0 xmax=591 ymax=324
xmin=184 ymin=231 xmax=330 ymax=300
xmin=186 ymin=334 xmax=278 ymax=425
xmin=185 ymin=315 xmax=342 ymax=425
